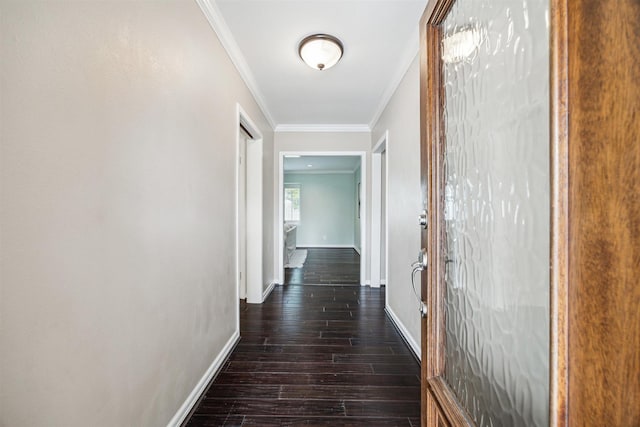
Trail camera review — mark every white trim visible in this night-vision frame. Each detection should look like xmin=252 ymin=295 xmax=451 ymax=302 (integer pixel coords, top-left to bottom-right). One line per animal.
xmin=166 ymin=331 xmax=240 ymax=427
xmin=281 ymin=151 xmax=367 ymax=157
xmin=359 ymin=156 xmax=367 ymax=287
xmin=370 ymin=132 xmax=388 ymax=289
xmin=236 ymin=104 xmax=264 ymax=305
xmin=369 ymin=39 xmax=420 ymax=130
xmin=383 ymin=136 xmax=389 ymax=291
xmin=385 ymin=306 xmax=421 ymax=360
xmin=380 ymin=279 xmax=387 ymax=285
xmin=276 ymin=124 xmax=370 ymax=133
xmin=370 ymin=153 xmax=381 ymax=288
xmin=353 ymin=245 xmax=361 ymax=255
xmin=278 ymin=155 xmax=285 ymax=283
xmin=262 ymin=282 xmax=276 ymax=302
xmin=278 ymin=151 xmax=367 ymax=286
xmin=384 ymin=134 xmax=393 ymax=301
xmin=372 ymin=131 xmax=388 ymax=153
xmin=196 ymin=0 xmax=276 ymax=129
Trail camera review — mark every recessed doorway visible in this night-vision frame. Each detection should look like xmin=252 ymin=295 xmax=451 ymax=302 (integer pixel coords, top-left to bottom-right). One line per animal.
xmin=278 ymin=153 xmax=366 ymax=285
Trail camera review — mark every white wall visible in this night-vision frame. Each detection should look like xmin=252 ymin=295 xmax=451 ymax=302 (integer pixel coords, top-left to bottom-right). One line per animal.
xmin=274 ymin=131 xmax=371 ymax=282
xmin=284 ymin=172 xmax=357 ymax=247
xmin=276 ymin=132 xmax=371 ymax=153
xmin=371 ymin=55 xmax=422 ymax=356
xmin=0 ymin=1 xmax=273 ymax=426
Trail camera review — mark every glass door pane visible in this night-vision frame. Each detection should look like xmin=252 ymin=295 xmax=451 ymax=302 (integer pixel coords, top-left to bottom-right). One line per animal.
xmin=441 ymin=0 xmax=550 ymax=425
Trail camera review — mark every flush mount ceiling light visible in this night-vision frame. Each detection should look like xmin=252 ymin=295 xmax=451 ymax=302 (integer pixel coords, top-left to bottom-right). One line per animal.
xmin=298 ymin=34 xmax=344 ymax=71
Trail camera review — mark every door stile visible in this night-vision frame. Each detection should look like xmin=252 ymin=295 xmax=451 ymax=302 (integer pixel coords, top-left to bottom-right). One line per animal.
xmin=549 ymin=0 xmax=569 ymax=425
xmin=420 ymin=0 xmax=475 ymax=425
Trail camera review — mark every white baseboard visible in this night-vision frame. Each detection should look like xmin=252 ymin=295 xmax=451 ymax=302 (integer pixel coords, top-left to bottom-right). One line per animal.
xmin=385 ymin=306 xmax=421 ymax=360
xmin=368 ymin=280 xmax=383 ymax=288
xmin=262 ymin=281 xmax=276 ymax=301
xmin=167 ymin=330 xmax=240 ymax=426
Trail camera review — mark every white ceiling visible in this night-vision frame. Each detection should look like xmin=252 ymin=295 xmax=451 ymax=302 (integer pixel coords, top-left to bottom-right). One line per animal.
xmin=208 ymin=0 xmax=427 ymax=130
xmin=284 ymin=155 xmax=361 ymax=173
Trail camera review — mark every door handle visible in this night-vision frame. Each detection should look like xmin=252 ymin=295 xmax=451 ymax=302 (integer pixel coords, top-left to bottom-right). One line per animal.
xmin=418 ymin=209 xmax=428 ymax=229
xmin=411 ymin=249 xmax=428 ymax=318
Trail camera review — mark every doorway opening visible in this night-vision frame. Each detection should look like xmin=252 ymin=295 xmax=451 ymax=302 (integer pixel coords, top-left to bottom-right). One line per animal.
xmin=277 ymin=152 xmax=366 ymax=285
xmin=371 ymin=132 xmax=388 ymax=291
xmin=236 ymin=104 xmax=263 ymax=306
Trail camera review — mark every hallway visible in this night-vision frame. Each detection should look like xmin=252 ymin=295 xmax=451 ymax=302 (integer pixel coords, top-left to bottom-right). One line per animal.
xmin=186 ymin=285 xmax=421 ymax=426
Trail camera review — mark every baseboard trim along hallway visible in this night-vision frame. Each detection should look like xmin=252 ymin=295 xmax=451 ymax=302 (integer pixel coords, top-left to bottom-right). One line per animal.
xmin=385 ymin=306 xmax=421 ymax=361
xmin=262 ymin=282 xmax=276 ymax=302
xmin=167 ymin=331 xmax=241 ymax=427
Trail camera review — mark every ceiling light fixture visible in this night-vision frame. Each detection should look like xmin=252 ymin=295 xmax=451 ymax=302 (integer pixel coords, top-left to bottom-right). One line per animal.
xmin=298 ymin=34 xmax=344 ymax=71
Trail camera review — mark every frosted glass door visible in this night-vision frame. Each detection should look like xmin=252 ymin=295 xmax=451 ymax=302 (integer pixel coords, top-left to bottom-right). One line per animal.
xmin=440 ymin=0 xmax=550 ymax=425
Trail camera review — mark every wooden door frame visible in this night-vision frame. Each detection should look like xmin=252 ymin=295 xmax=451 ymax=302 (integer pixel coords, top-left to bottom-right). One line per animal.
xmin=419 ymin=0 xmax=640 ymax=425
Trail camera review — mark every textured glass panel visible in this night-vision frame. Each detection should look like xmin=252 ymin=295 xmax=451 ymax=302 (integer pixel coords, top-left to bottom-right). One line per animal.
xmin=441 ymin=1 xmax=550 ymax=426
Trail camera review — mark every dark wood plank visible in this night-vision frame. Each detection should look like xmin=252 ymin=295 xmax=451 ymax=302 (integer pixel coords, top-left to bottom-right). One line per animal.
xmin=186 ymin=416 xmax=245 ymax=427
xmin=185 ymin=284 xmax=421 ymax=425
xmin=224 ymin=361 xmax=374 ymax=374
xmin=232 ymin=344 xmax=395 ymax=355
xmin=344 ymin=401 xmax=421 ymax=418
xmin=285 ymin=248 xmax=361 ymax=285
xmin=279 ymin=385 xmax=421 ymax=402
xmin=228 ymin=352 xmax=334 ymax=363
xmin=239 ymin=417 xmax=414 ymax=427
xmin=213 ymin=372 xmax=420 ymax=387
xmin=194 ymin=399 xmax=345 ymax=416
xmin=205 ymin=385 xmax=281 ymax=400
xmin=333 ymin=354 xmax=417 ymax=365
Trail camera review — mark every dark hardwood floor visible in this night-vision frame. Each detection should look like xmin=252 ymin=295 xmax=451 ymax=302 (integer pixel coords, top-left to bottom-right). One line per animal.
xmin=285 ymin=247 xmax=360 ymax=285
xmin=185 ymin=285 xmax=421 ymax=426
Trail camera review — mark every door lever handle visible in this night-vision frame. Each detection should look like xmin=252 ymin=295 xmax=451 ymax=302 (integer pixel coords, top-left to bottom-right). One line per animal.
xmin=411 ymin=249 xmax=428 ymax=318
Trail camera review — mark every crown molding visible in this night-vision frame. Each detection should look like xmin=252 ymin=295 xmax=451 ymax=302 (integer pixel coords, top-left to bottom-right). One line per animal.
xmin=275 ymin=124 xmax=371 ymax=133
xmin=196 ymin=0 xmax=277 ymax=129
xmin=368 ymin=28 xmax=420 ymax=130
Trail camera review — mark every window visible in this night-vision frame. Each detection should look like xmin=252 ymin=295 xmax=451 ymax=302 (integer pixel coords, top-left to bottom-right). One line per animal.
xmin=284 ymin=184 xmax=301 ymax=222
